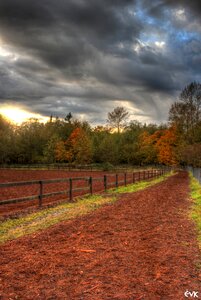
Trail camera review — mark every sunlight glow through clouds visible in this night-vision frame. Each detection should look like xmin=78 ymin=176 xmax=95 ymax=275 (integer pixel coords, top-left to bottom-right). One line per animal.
xmin=0 ymin=39 xmax=18 ymax=61
xmin=133 ymin=39 xmax=166 ymax=53
xmin=0 ymin=105 xmax=49 ymax=124
xmin=175 ymin=8 xmax=186 ymax=21
xmin=0 ymin=46 xmax=10 ymax=57
xmin=155 ymin=41 xmax=166 ymax=48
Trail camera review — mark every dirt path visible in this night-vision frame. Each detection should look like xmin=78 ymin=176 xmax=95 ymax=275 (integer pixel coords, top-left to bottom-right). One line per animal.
xmin=0 ymin=172 xmax=200 ymax=299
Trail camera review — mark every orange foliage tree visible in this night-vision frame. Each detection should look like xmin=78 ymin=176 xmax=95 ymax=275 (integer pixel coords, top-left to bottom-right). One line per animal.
xmin=139 ymin=127 xmax=178 ymax=166
xmin=155 ymin=126 xmax=178 ymax=165
xmin=66 ymin=128 xmax=92 ymax=164
xmin=55 ymin=141 xmax=69 ymax=162
xmin=139 ymin=130 xmax=162 ymax=164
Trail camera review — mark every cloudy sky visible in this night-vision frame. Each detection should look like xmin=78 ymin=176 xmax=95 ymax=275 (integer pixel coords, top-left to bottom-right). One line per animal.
xmin=0 ymin=0 xmax=201 ymax=125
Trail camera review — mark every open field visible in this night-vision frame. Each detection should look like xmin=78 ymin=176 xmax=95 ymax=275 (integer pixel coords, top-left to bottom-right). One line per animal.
xmin=0 ymin=169 xmax=159 ymax=218
xmin=0 ymin=169 xmax=114 ymax=183
xmin=0 ymin=171 xmax=200 ymax=299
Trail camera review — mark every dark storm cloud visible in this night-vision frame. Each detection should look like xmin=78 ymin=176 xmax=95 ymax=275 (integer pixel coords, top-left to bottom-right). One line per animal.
xmin=0 ymin=0 xmax=200 ymax=124
xmin=164 ymin=0 xmax=201 ymax=15
xmin=0 ymin=0 xmax=143 ymax=83
xmin=0 ymin=0 xmax=140 ymax=52
xmin=142 ymin=0 xmax=201 ymax=18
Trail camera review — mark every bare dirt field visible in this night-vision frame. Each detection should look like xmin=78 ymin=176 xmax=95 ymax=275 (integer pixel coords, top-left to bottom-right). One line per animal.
xmin=0 ymin=171 xmax=200 ymax=299
xmin=0 ymin=169 xmax=111 ymax=183
xmin=0 ymin=169 xmax=148 ymax=217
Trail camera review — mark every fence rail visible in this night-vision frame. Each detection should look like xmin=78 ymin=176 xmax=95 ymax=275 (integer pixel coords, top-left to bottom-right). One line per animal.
xmin=186 ymin=166 xmax=201 ymax=184
xmin=0 ymin=163 xmax=168 ymax=172
xmin=0 ymin=169 xmax=168 ymax=208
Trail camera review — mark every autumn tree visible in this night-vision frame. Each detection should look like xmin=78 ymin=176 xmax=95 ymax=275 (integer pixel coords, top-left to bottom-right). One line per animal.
xmin=66 ymin=128 xmax=92 ymax=164
xmin=55 ymin=141 xmax=69 ymax=162
xmin=138 ymin=131 xmax=160 ymax=165
xmin=155 ymin=126 xmax=178 ymax=166
xmin=107 ymin=107 xmax=129 ymax=133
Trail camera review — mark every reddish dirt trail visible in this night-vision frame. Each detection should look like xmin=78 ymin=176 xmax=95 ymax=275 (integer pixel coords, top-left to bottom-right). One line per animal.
xmin=0 ymin=172 xmax=200 ymax=299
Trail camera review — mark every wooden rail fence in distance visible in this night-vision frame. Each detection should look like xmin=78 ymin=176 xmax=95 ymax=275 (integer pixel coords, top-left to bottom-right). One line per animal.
xmin=0 ymin=169 xmax=167 ymax=208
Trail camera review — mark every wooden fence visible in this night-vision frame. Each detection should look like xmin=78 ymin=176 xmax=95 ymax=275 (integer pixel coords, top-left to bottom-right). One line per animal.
xmin=0 ymin=163 xmax=95 ymax=171
xmin=0 ymin=169 xmax=166 ymax=208
xmin=0 ymin=163 xmax=166 ymax=172
xmin=186 ymin=166 xmax=201 ymax=184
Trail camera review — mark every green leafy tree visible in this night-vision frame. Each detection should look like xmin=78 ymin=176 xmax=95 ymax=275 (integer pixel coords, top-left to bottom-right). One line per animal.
xmin=43 ymin=134 xmax=60 ymax=163
xmin=97 ymin=134 xmax=119 ymax=164
xmin=0 ymin=115 xmax=15 ymax=163
xmin=15 ymin=119 xmax=47 ymax=163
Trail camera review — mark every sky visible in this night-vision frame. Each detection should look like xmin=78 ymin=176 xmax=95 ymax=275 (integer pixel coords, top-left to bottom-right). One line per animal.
xmin=0 ymin=0 xmax=201 ymax=125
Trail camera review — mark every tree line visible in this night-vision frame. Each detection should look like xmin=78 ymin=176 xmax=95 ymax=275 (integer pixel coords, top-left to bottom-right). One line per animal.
xmin=0 ymin=82 xmax=201 ymax=167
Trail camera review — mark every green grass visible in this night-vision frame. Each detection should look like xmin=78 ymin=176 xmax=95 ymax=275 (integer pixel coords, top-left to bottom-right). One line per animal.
xmin=110 ymin=172 xmax=172 ymax=194
xmin=189 ymin=173 xmax=201 ymax=249
xmin=0 ymin=171 xmax=174 ymax=244
xmin=0 ymin=195 xmax=117 ymax=244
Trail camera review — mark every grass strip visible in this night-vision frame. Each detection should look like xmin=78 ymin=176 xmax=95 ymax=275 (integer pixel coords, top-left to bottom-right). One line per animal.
xmin=110 ymin=171 xmax=173 ymax=194
xmin=0 ymin=171 xmax=173 ymax=244
xmin=189 ymin=173 xmax=201 ymax=249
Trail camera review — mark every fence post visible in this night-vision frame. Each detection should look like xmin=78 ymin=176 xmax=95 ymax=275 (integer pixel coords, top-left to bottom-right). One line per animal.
xmin=124 ymin=173 xmax=127 ymax=186
xmin=69 ymin=178 xmax=73 ymax=202
xmin=39 ymin=180 xmax=43 ymax=207
xmin=133 ymin=172 xmax=135 ymax=184
xmin=104 ymin=175 xmax=107 ymax=192
xmin=89 ymin=176 xmax=93 ymax=195
xmin=116 ymin=174 xmax=118 ymax=188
